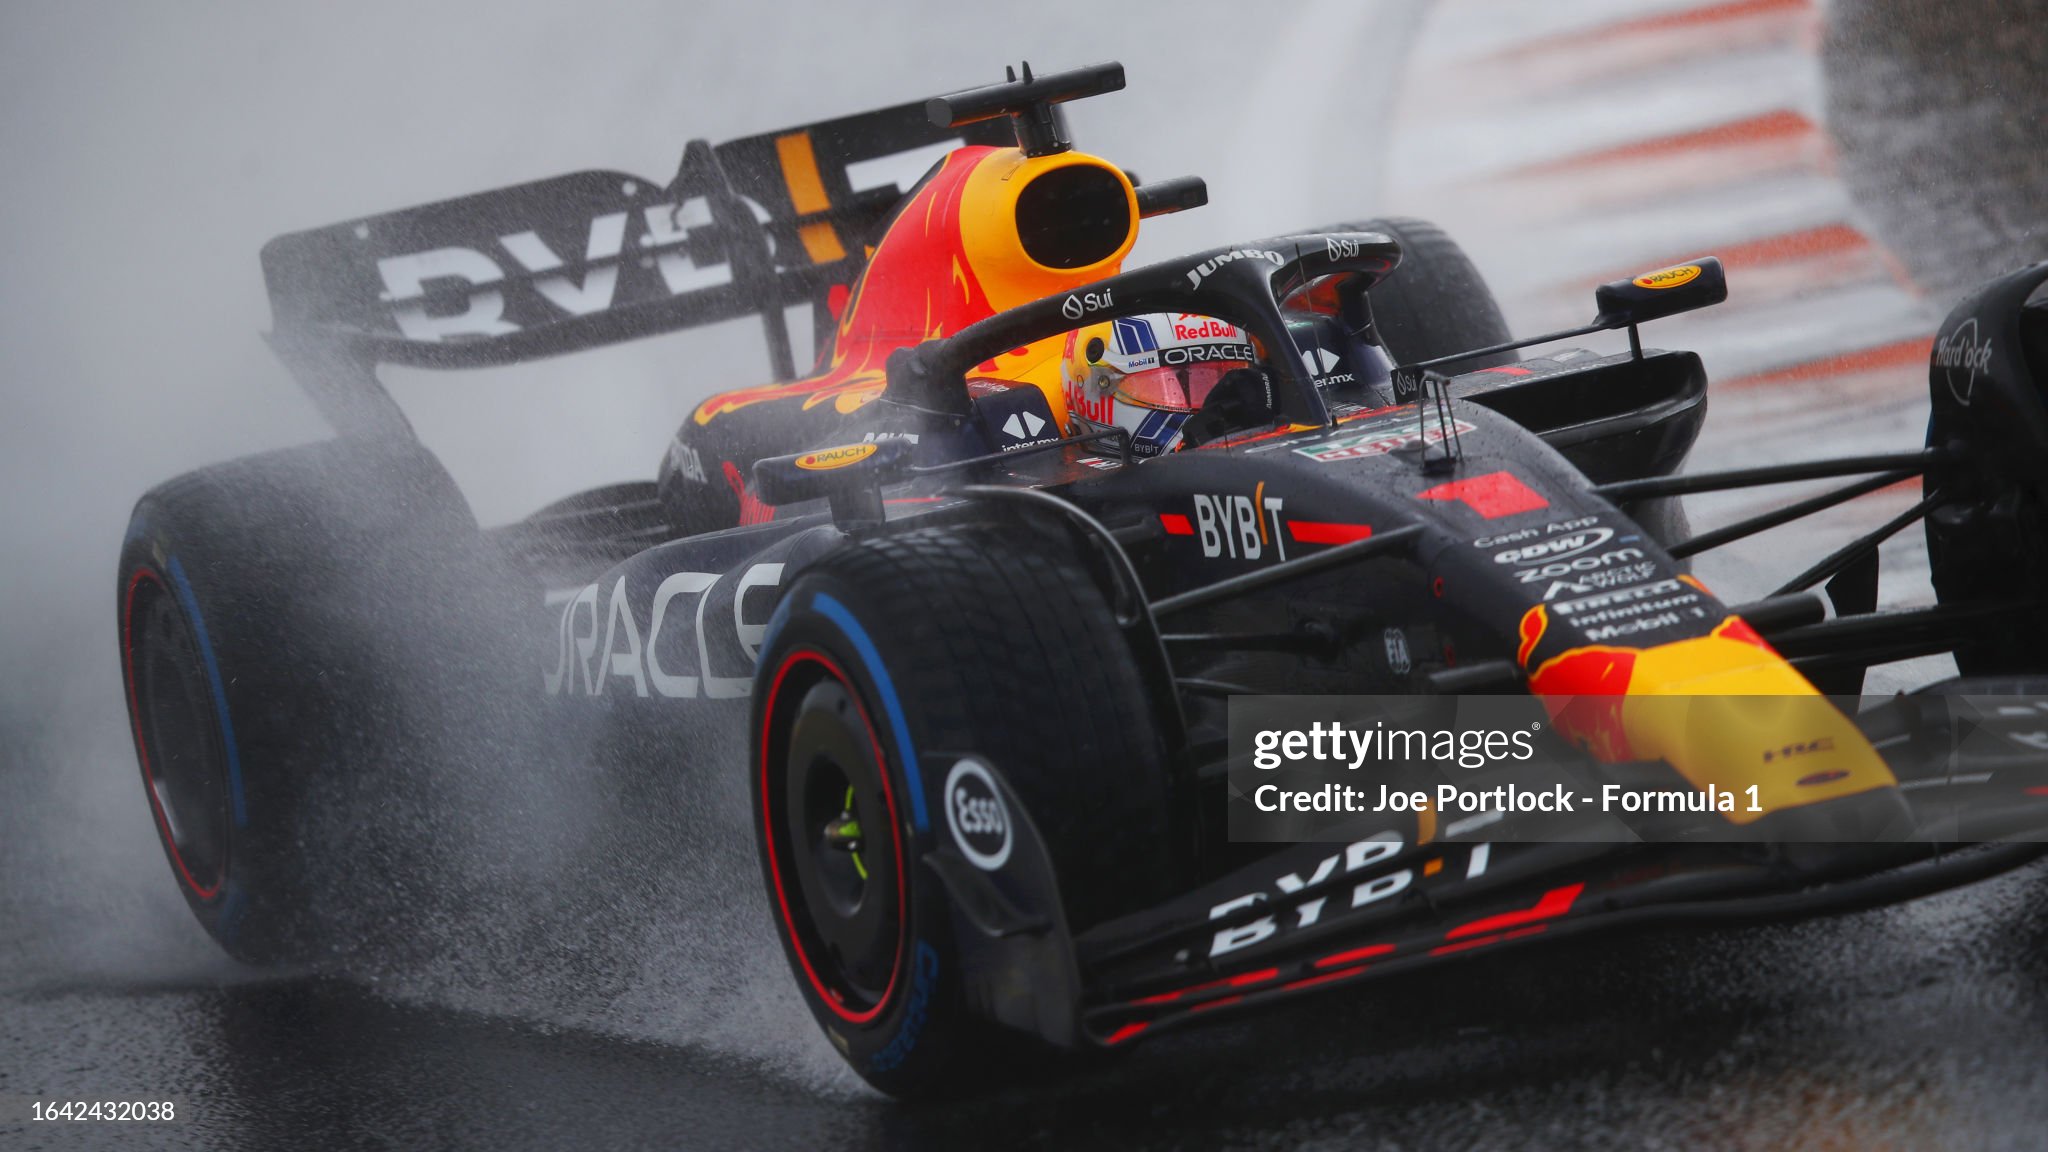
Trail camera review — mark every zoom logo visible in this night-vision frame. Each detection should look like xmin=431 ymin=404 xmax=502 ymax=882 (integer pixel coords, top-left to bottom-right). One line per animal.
xmin=944 ymin=759 xmax=1012 ymax=870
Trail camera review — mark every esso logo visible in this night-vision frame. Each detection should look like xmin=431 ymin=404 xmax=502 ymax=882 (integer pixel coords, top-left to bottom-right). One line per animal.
xmin=944 ymin=759 xmax=1012 ymax=870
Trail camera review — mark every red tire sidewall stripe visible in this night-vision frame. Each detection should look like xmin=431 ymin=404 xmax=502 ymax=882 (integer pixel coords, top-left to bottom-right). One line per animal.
xmin=760 ymin=645 xmax=909 ymax=1026
xmin=123 ymin=565 xmax=223 ymax=902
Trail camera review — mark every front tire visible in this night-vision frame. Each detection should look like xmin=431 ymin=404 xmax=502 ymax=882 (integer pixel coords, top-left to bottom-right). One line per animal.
xmin=752 ymin=525 xmax=1175 ymax=1098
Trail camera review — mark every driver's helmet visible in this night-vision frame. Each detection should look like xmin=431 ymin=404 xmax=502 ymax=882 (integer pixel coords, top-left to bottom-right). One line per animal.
xmin=1061 ymin=313 xmax=1258 ymax=456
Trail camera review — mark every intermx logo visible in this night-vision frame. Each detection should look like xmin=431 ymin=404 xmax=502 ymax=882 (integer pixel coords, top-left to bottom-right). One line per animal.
xmin=1194 ymin=485 xmax=1286 ymax=562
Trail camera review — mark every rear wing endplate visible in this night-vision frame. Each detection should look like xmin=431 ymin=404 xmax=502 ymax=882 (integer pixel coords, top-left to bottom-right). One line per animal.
xmin=261 ymin=99 xmax=1012 ymax=434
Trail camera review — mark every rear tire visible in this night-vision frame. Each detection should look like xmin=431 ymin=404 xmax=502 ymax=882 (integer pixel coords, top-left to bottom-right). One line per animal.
xmin=1322 ymin=215 xmax=1517 ymax=369
xmin=117 ymin=439 xmax=524 ymax=965
xmin=752 ymin=525 xmax=1175 ymax=1098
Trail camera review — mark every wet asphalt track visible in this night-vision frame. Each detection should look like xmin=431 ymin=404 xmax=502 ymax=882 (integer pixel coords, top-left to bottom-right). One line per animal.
xmin=8 ymin=858 xmax=2048 ymax=1150
xmin=6 ymin=1 xmax=2048 ymax=1149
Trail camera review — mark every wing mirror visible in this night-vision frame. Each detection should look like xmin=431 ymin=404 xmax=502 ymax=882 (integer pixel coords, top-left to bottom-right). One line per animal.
xmin=1392 ymin=255 xmax=1731 ymax=379
xmin=753 ymin=438 xmax=915 ymax=526
xmin=1593 ymin=257 xmax=1728 ymax=327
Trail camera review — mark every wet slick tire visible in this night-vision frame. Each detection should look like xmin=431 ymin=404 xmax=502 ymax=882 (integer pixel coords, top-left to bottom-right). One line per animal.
xmin=117 ymin=439 xmax=521 ymax=966
xmin=751 ymin=526 xmax=1174 ymax=1099
xmin=1323 ymin=215 xmax=1517 ymax=370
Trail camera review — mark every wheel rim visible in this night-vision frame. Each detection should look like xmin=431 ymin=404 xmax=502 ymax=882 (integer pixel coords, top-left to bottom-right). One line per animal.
xmin=761 ymin=649 xmax=906 ymax=1024
xmin=123 ymin=568 xmax=230 ymax=900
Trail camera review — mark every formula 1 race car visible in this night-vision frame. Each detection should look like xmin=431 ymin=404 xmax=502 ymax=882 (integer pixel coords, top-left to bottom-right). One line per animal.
xmin=117 ymin=62 xmax=2048 ymax=1098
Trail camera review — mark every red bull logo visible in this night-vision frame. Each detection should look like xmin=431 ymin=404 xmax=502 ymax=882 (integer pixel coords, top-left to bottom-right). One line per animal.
xmin=696 ymin=149 xmax=1005 ymax=425
xmin=1515 ymin=605 xmax=1895 ymax=822
xmin=1064 ymin=379 xmax=1115 ymax=426
xmin=694 ymin=146 xmax=1138 ymax=427
xmin=1172 ymin=317 xmax=1238 ymax=340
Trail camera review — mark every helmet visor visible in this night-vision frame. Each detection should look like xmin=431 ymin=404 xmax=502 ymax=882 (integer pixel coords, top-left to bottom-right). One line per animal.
xmin=1113 ymin=362 xmax=1247 ymax=413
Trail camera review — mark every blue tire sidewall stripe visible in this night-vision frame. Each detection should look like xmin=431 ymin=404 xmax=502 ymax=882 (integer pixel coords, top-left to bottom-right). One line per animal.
xmin=218 ymin=886 xmax=247 ymax=937
xmin=164 ymin=553 xmax=247 ymax=829
xmin=810 ymin=591 xmax=929 ymax=833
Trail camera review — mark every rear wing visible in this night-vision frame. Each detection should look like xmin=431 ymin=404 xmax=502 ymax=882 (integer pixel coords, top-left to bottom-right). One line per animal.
xmin=261 ymin=100 xmax=1011 ymax=434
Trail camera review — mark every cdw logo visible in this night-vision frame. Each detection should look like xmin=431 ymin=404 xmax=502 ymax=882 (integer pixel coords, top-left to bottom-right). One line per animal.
xmin=1194 ymin=489 xmax=1286 ymax=561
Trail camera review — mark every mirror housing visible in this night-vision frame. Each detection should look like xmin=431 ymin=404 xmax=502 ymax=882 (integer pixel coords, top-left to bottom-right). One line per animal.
xmin=753 ymin=438 xmax=915 ymax=525
xmin=1134 ymin=176 xmax=1208 ymax=218
xmin=1594 ymin=257 xmax=1727 ymax=327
